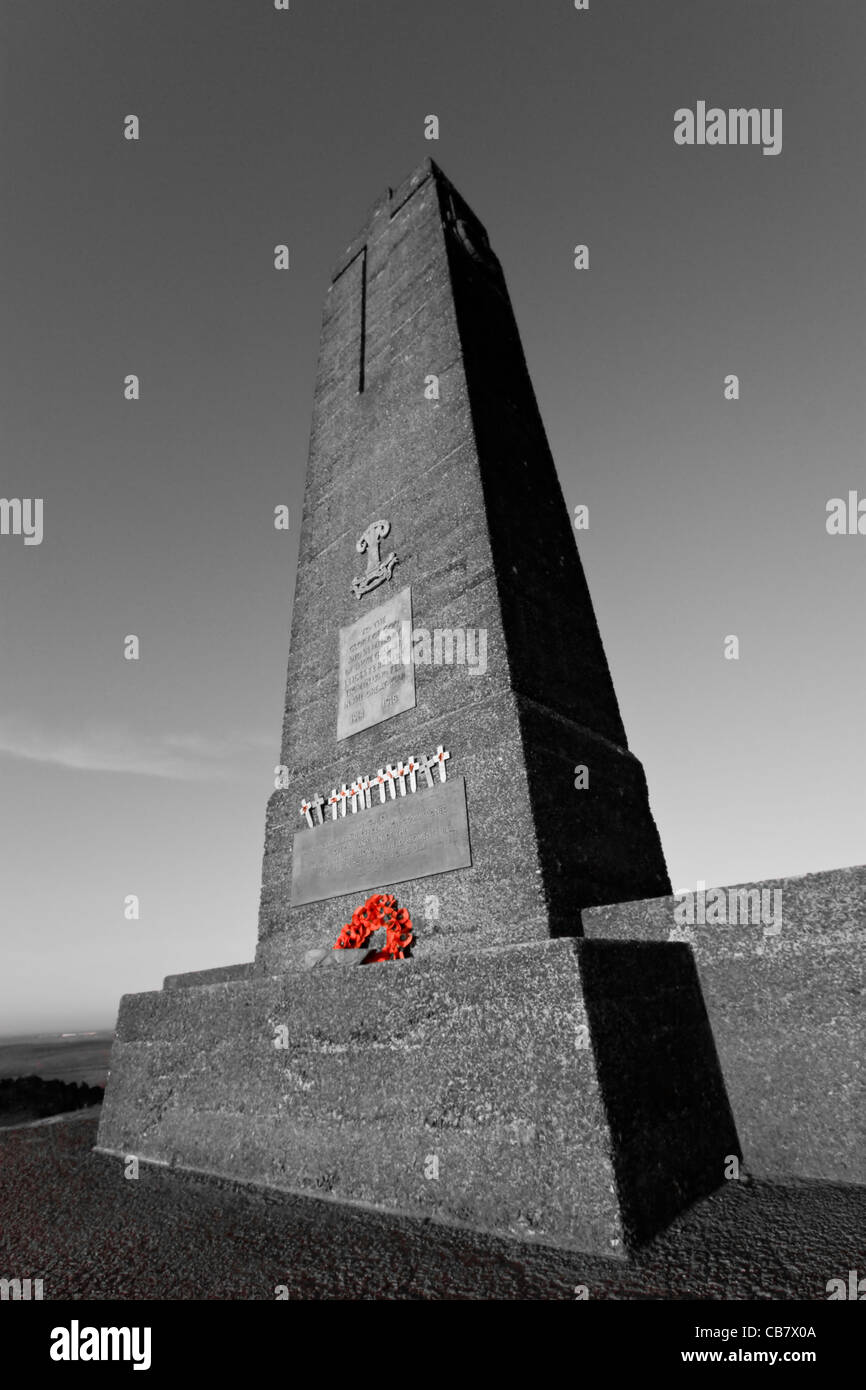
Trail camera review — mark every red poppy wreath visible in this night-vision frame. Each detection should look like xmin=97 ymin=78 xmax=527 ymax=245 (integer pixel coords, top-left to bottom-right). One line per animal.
xmin=333 ymin=893 xmax=413 ymax=962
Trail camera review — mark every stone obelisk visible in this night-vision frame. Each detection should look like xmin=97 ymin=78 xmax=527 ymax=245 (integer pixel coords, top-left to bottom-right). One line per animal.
xmin=256 ymin=158 xmax=671 ymax=976
xmin=96 ymin=161 xmax=738 ymax=1256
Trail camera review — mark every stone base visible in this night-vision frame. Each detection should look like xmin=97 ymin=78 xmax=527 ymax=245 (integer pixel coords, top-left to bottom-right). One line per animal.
xmin=582 ymin=864 xmax=865 ymax=1184
xmin=96 ymin=937 xmax=739 ymax=1256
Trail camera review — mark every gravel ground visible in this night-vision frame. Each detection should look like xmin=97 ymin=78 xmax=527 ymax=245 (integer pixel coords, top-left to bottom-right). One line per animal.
xmin=1 ymin=1112 xmax=863 ymax=1300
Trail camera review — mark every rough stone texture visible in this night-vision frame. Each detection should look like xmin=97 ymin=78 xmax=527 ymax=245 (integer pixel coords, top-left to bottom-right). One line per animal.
xmin=581 ymin=864 xmax=866 ymax=1184
xmin=96 ymin=938 xmax=738 ymax=1257
xmin=163 ymin=963 xmax=254 ymax=991
xmin=256 ymin=158 xmax=670 ymax=976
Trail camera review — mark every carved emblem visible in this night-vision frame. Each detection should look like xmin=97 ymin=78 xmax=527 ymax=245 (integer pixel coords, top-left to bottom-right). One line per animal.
xmin=352 ymin=519 xmax=398 ymax=599
xmin=444 ymin=192 xmax=502 ymax=281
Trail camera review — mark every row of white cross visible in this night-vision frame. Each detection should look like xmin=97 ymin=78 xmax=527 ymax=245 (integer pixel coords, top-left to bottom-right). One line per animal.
xmin=300 ymin=746 xmax=451 ymax=827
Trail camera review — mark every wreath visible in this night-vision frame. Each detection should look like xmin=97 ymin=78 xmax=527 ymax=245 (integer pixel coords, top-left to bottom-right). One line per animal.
xmin=333 ymin=893 xmax=413 ymax=962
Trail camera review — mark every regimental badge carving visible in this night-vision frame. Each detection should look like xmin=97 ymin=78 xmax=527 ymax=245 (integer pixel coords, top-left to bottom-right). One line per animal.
xmin=352 ymin=519 xmax=398 ymax=599
xmin=443 ymin=191 xmax=503 ymax=287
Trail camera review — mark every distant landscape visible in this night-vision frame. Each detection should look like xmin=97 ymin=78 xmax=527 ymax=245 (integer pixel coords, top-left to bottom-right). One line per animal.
xmin=0 ymin=1031 xmax=113 ymax=1088
xmin=0 ymin=1075 xmax=105 ymax=1127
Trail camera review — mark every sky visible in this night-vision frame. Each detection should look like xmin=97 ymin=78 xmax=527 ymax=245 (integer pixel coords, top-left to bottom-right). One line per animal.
xmin=1 ymin=0 xmax=863 ymax=1034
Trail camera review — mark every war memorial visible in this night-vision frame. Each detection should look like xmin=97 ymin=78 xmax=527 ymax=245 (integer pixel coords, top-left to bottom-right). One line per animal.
xmin=96 ymin=160 xmax=862 ymax=1256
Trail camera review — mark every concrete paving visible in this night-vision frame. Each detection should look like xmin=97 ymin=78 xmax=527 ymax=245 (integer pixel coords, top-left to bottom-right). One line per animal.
xmin=1 ymin=1114 xmax=863 ymax=1300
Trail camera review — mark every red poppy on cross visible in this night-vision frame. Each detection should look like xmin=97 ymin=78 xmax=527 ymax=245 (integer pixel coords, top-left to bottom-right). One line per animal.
xmin=416 ymin=753 xmax=437 ymax=788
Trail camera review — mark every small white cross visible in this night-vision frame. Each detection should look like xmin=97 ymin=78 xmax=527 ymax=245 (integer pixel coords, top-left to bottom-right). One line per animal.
xmin=348 ymin=780 xmax=360 ymax=813
xmin=339 ymin=783 xmax=351 ymax=817
xmin=309 ymin=792 xmax=325 ymax=825
xmin=300 ymin=799 xmax=314 ymax=829
xmin=435 ymin=745 xmax=450 ymax=783
xmin=375 ymin=769 xmax=390 ymax=804
xmin=356 ymin=775 xmax=371 ymax=810
xmin=387 ymin=761 xmax=406 ymax=796
xmin=417 ymin=753 xmax=437 ymax=789
xmin=327 ymin=788 xmax=340 ymax=820
xmin=404 ymin=755 xmax=418 ymax=793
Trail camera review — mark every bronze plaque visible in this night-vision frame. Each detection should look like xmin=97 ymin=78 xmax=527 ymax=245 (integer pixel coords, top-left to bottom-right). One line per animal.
xmin=336 ymin=586 xmax=416 ymax=741
xmin=290 ymin=776 xmax=471 ymax=907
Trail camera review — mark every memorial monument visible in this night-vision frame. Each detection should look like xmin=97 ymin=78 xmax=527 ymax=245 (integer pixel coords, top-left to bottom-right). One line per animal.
xmin=97 ymin=159 xmax=743 ymax=1255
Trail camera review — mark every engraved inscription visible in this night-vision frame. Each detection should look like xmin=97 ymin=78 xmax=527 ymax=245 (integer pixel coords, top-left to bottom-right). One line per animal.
xmin=291 ymin=777 xmax=471 ymax=907
xmin=337 ymin=586 xmax=416 ymax=740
